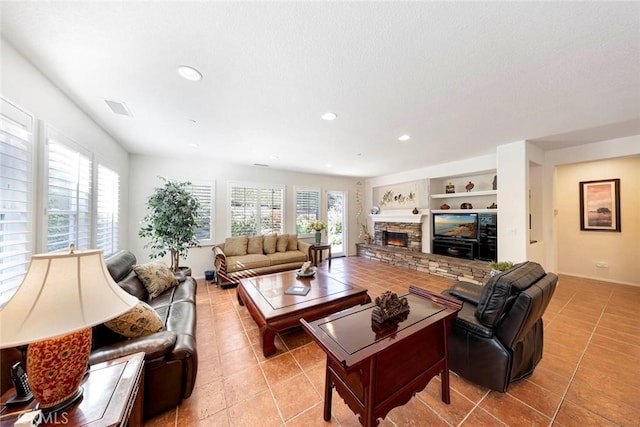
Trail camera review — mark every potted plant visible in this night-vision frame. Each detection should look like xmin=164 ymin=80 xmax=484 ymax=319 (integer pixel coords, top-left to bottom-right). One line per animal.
xmin=139 ymin=177 xmax=202 ymax=272
xmin=489 ymin=260 xmax=514 ymax=277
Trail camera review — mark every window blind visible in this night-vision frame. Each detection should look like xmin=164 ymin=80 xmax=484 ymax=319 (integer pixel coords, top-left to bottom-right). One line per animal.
xmin=229 ymin=184 xmax=283 ymax=236
xmin=0 ymin=98 xmax=34 ymax=305
xmin=46 ymin=131 xmax=92 ymax=252
xmin=188 ymin=182 xmax=213 ymax=243
xmin=295 ymin=188 xmax=320 ymax=234
xmin=96 ymin=164 xmax=119 ymax=256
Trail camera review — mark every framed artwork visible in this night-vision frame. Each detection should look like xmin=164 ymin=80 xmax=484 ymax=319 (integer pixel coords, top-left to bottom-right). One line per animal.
xmin=579 ymin=178 xmax=621 ymax=232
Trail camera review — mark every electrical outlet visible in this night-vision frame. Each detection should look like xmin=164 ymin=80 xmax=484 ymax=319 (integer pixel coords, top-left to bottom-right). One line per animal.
xmin=596 ymin=262 xmax=609 ymax=268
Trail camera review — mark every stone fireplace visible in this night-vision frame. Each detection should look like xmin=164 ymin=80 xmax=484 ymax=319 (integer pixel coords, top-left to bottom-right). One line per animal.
xmin=374 ymin=222 xmax=421 ymax=252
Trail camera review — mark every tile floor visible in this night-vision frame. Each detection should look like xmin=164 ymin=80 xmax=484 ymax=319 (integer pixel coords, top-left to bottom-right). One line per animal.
xmin=146 ymin=256 xmax=640 ymax=426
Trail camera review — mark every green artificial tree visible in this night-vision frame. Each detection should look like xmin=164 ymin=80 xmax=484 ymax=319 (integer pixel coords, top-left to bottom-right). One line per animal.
xmin=139 ymin=177 xmax=201 ymax=272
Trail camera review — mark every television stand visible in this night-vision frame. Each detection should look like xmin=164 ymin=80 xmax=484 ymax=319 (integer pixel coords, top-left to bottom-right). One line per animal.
xmin=432 ymin=239 xmax=477 ymax=260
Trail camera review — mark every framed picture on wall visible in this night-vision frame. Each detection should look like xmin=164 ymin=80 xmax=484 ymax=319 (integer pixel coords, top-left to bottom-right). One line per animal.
xmin=579 ymin=178 xmax=621 ymax=232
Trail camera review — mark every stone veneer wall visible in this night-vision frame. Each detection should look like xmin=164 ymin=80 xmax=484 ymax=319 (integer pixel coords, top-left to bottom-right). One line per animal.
xmin=374 ymin=222 xmax=422 ymax=252
xmin=356 ymin=243 xmax=491 ymax=284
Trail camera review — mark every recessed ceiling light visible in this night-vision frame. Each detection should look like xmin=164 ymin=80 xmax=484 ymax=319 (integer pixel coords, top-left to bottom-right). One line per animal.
xmin=187 ymin=143 xmax=199 ymax=148
xmin=321 ymin=112 xmax=337 ymax=121
xmin=177 ymin=65 xmax=203 ymax=81
xmin=269 ymin=155 xmax=279 ymax=160
xmin=104 ymin=99 xmax=132 ymax=117
xmin=325 ymin=163 xmax=333 ymax=168
xmin=398 ymin=134 xmax=411 ymax=142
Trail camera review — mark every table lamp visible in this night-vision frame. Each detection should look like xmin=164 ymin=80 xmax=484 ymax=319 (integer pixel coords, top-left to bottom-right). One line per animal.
xmin=0 ymin=245 xmax=138 ymax=413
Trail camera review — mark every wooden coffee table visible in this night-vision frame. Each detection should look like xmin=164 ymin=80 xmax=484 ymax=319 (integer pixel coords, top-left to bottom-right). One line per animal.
xmin=237 ymin=270 xmax=370 ymax=356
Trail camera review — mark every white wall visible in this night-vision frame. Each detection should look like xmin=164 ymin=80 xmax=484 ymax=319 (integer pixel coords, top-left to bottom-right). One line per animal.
xmin=551 ymin=149 xmax=640 ymax=285
xmin=496 ymin=141 xmax=529 ymax=263
xmin=128 ymin=154 xmax=361 ymax=278
xmin=1 ymin=38 xmax=130 ymax=252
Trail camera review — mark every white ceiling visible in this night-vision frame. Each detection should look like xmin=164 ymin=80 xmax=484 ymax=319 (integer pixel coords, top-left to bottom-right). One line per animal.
xmin=1 ymin=1 xmax=639 ymax=178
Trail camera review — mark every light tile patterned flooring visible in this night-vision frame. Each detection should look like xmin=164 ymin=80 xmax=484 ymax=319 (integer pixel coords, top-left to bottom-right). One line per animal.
xmin=146 ymin=256 xmax=640 ymax=426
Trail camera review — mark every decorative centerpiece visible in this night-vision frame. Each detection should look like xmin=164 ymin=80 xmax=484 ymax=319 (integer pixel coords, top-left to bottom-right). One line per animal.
xmin=307 ymin=220 xmax=327 ymax=244
xmin=371 ymin=291 xmax=410 ymax=324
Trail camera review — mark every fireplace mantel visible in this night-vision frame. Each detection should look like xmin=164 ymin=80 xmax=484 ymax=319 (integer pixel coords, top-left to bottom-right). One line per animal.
xmin=369 ymin=210 xmax=428 ymax=224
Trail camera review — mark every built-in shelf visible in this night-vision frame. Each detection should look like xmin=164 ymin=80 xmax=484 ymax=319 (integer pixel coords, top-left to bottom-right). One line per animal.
xmin=431 ymin=190 xmax=497 ymax=199
xmin=369 ymin=212 xmax=428 ymax=223
xmin=431 ymin=209 xmax=498 ymax=214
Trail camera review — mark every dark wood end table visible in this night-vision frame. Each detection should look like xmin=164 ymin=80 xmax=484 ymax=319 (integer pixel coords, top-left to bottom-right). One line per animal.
xmin=301 ymin=286 xmax=462 ymax=427
xmin=237 ymin=270 xmax=370 ymax=356
xmin=309 ymin=243 xmax=332 ymax=267
xmin=0 ymin=352 xmax=145 ymax=427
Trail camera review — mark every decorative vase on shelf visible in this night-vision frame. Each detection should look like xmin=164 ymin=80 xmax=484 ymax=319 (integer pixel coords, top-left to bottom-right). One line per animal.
xmin=445 ymin=182 xmax=455 ymax=193
xmin=315 ymin=231 xmax=322 ymax=244
xmin=412 ymin=207 xmax=419 ymax=214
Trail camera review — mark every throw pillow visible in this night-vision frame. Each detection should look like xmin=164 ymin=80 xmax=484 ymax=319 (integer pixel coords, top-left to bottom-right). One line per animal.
xmin=277 ymin=234 xmax=289 ymax=252
xmin=263 ymin=233 xmax=277 ymax=254
xmin=132 ymin=261 xmax=178 ymax=299
xmin=104 ymin=301 xmax=164 ymax=338
xmin=247 ymin=236 xmax=264 ymax=254
xmin=287 ymin=234 xmax=298 ymax=251
xmin=224 ymin=236 xmax=248 ymax=256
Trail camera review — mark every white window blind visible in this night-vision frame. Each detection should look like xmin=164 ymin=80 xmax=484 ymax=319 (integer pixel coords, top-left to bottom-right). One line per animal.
xmin=188 ymin=182 xmax=214 ymax=243
xmin=295 ymin=188 xmax=320 ymax=234
xmin=0 ymin=98 xmax=34 ymax=305
xmin=96 ymin=164 xmax=119 ymax=256
xmin=46 ymin=130 xmax=92 ymax=252
xmin=229 ymin=183 xmax=284 ymax=236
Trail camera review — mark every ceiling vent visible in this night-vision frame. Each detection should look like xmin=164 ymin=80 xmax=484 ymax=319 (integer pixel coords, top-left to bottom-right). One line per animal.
xmin=104 ymin=99 xmax=132 ymax=117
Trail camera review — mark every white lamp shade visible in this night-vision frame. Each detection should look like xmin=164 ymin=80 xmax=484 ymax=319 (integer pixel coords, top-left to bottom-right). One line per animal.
xmin=0 ymin=249 xmax=138 ymax=347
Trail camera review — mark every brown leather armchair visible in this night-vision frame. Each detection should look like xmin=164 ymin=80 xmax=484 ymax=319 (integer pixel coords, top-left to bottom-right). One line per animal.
xmin=441 ymin=261 xmax=557 ymax=392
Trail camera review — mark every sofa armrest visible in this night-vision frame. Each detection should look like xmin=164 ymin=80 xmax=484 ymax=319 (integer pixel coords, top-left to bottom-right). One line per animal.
xmin=89 ymin=331 xmax=177 ymax=365
xmin=212 ymin=246 xmax=227 ymax=273
xmin=451 ymin=303 xmax=494 ymax=339
xmin=297 ymin=240 xmax=312 ymax=259
xmin=447 ymin=281 xmax=483 ymax=305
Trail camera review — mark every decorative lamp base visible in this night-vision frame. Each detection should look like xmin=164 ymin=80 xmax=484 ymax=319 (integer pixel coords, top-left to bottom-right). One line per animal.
xmin=27 ymin=327 xmax=92 ymax=413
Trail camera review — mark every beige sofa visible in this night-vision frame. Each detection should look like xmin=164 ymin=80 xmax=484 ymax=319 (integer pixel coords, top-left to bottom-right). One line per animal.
xmin=212 ymin=234 xmax=311 ymax=286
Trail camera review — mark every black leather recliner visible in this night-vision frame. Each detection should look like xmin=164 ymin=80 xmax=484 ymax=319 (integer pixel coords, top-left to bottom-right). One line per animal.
xmin=441 ymin=261 xmax=557 ymax=392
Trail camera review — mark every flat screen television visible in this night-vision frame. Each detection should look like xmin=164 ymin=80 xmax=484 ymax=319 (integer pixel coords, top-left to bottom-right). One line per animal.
xmin=433 ymin=213 xmax=478 ymax=240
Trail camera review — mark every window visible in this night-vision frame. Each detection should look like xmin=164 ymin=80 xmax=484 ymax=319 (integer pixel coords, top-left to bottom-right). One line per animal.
xmin=229 ymin=183 xmax=284 ymax=236
xmin=295 ymin=187 xmax=320 ymax=234
xmin=45 ymin=129 xmax=92 ymax=252
xmin=188 ymin=181 xmax=214 ymax=244
xmin=96 ymin=164 xmax=119 ymax=256
xmin=0 ymin=98 xmax=34 ymax=305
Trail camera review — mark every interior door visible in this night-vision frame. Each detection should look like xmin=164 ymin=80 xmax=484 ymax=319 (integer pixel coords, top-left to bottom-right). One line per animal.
xmin=327 ymin=190 xmax=346 ymax=257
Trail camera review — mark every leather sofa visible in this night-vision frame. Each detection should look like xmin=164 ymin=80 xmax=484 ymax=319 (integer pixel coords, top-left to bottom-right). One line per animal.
xmin=213 ymin=233 xmax=311 ymax=286
xmin=441 ymin=261 xmax=557 ymax=392
xmin=89 ymin=250 xmax=197 ymax=419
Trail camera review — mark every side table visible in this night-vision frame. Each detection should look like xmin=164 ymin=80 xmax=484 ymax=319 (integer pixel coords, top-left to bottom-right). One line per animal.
xmin=301 ymin=286 xmax=462 ymax=427
xmin=0 ymin=352 xmax=145 ymax=427
xmin=309 ymin=243 xmax=332 ymax=268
